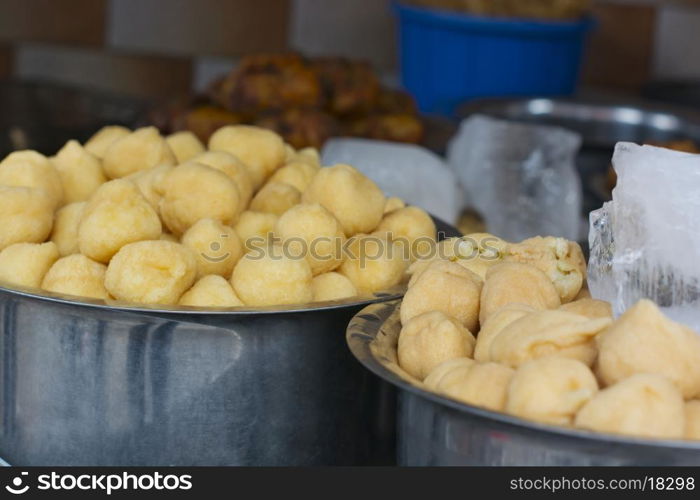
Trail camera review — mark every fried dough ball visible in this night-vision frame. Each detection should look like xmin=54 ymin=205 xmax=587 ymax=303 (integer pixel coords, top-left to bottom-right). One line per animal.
xmin=165 ymin=131 xmax=205 ymax=163
xmin=126 ymin=164 xmax=174 ymax=212
xmin=294 ymin=147 xmax=321 ymax=167
xmin=423 ymin=358 xmax=475 ymax=390
xmin=208 ymin=125 xmax=286 ymax=189
xmin=250 ymin=181 xmax=301 ymax=216
xmin=398 ymin=310 xmax=476 ymax=380
xmin=0 ymin=186 xmax=54 ymax=250
xmin=574 ymin=374 xmax=685 ymax=440
xmin=303 ymin=164 xmax=385 ymax=236
xmin=159 ymin=162 xmax=241 ymax=236
xmin=505 ymin=236 xmax=585 ymax=303
xmin=375 ymin=206 xmax=436 ymax=262
xmin=474 ymin=303 xmax=537 ymax=362
xmin=338 ymin=233 xmax=408 ymax=294
xmin=50 ymin=202 xmax=85 ymax=256
xmin=52 ymin=140 xmax=106 ymax=203
xmin=231 ymin=246 xmax=313 ymax=306
xmin=179 ymin=274 xmax=244 ymax=307
xmin=102 ymin=126 xmax=176 ymax=179
xmin=685 ymin=401 xmax=700 ymax=440
xmin=596 ymin=299 xmax=700 ymax=399
xmin=0 ymin=242 xmax=59 ymax=288
xmin=267 ymin=161 xmax=319 ymax=192
xmin=78 ymin=180 xmax=162 ymax=263
xmin=275 ymin=203 xmax=345 ymax=275
xmin=574 ymin=284 xmax=592 ymax=301
xmin=506 ymin=358 xmax=598 ymax=426
xmin=560 ymin=298 xmax=613 ymax=320
xmin=181 ymin=218 xmax=243 ymax=279
xmin=84 ymin=125 xmax=130 ymax=159
xmin=490 ymin=309 xmax=612 ymax=368
xmin=192 ymin=150 xmax=254 ymax=211
xmin=401 ymin=260 xmax=482 ymax=333
xmin=41 ymin=254 xmax=109 ymax=300
xmin=105 ymin=240 xmax=197 ymax=305
xmin=234 ymin=211 xmax=278 ymax=253
xmin=384 ymin=196 xmax=406 ymax=214
xmin=311 ymin=272 xmax=358 ymax=302
xmin=431 ymin=361 xmax=514 ymax=411
xmin=0 ymin=150 xmax=63 ymax=208
xmin=479 ymin=262 xmax=561 ymax=325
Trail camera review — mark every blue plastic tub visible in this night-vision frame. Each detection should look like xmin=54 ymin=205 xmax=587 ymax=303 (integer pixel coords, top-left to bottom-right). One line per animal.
xmin=394 ymin=2 xmax=593 ymax=116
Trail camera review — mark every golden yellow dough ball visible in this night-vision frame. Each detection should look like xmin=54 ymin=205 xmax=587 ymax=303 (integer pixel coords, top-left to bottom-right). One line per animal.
xmin=165 ymin=131 xmax=205 ymax=163
xmin=0 ymin=242 xmax=59 ymax=289
xmin=479 ymin=262 xmax=561 ymax=325
xmin=159 ymin=162 xmax=241 ymax=236
xmin=506 ymin=357 xmax=598 ymax=426
xmin=434 ymin=361 xmax=515 ymax=412
xmin=0 ymin=186 xmax=54 ymax=250
xmin=338 ymin=233 xmax=409 ymax=294
xmin=505 ymin=236 xmax=585 ymax=303
xmin=383 ymin=197 xmax=406 ymax=214
xmin=78 ymin=179 xmax=162 ymax=263
xmin=400 ymin=259 xmax=482 ymax=333
xmin=303 ymin=164 xmax=386 ymax=236
xmin=235 ymin=211 xmax=278 ymax=253
xmin=126 ymin=164 xmax=174 ymax=213
xmin=193 ymin=150 xmax=254 ymax=212
xmin=489 ymin=309 xmax=612 ymax=368
xmin=105 ymin=240 xmax=197 ymax=305
xmin=231 ymin=246 xmax=313 ymax=307
xmin=51 ymin=140 xmax=106 ymax=204
xmin=250 ymin=182 xmax=301 ymax=216
xmin=179 ymin=274 xmax=244 ymax=308
xmin=559 ymin=298 xmax=613 ymax=320
xmin=311 ymin=272 xmax=358 ymax=302
xmin=375 ymin=206 xmax=436 ymax=262
xmin=275 ymin=203 xmax=345 ymax=275
xmin=84 ymin=125 xmax=130 ymax=159
xmin=474 ymin=303 xmax=536 ymax=363
xmin=102 ymin=126 xmax=176 ymax=179
xmin=42 ymin=254 xmax=109 ymax=300
xmin=181 ymin=218 xmax=244 ymax=279
xmin=398 ymin=310 xmax=476 ymax=381
xmin=596 ymin=299 xmax=700 ymax=399
xmin=208 ymin=125 xmax=286 ymax=189
xmin=50 ymin=201 xmax=86 ymax=256
xmin=574 ymin=374 xmax=685 ymax=440
xmin=0 ymin=150 xmax=64 ymax=208
xmin=424 ymin=358 xmax=475 ymax=391
xmin=268 ymin=161 xmax=319 ymax=192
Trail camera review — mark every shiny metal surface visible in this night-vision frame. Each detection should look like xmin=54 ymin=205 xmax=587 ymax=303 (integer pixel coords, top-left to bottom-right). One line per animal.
xmin=347 ymin=301 xmax=700 ymax=466
xmin=0 ymin=289 xmax=396 ymax=465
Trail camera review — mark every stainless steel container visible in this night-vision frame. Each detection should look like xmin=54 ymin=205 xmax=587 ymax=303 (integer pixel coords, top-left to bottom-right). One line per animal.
xmin=347 ymin=301 xmax=700 ymax=466
xmin=0 ymin=220 xmax=457 ymax=466
xmin=0 ymin=289 xmax=404 ymax=466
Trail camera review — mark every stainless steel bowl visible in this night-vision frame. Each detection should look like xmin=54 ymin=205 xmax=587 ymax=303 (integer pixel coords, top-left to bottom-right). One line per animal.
xmin=347 ymin=301 xmax=700 ymax=466
xmin=0 ymin=219 xmax=458 ymax=466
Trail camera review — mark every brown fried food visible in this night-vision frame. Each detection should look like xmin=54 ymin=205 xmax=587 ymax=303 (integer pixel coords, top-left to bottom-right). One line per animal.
xmin=254 ymin=108 xmax=339 ymax=149
xmin=312 ymin=57 xmax=381 ymax=116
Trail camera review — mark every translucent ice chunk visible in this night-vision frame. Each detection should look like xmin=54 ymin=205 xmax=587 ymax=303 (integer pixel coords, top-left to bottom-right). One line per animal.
xmin=321 ymin=138 xmax=464 ymax=224
xmin=588 ymin=142 xmax=700 ymax=330
xmin=447 ymin=115 xmax=583 ymax=242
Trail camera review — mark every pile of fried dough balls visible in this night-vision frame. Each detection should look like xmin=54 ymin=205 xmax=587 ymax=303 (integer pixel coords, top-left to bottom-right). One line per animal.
xmin=0 ymin=125 xmax=436 ymax=308
xmin=396 ymin=234 xmax=700 ymax=441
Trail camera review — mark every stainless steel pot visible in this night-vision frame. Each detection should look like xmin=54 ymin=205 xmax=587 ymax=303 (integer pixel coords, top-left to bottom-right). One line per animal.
xmin=0 ymin=219 xmax=458 ymax=466
xmin=347 ymin=301 xmax=700 ymax=466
